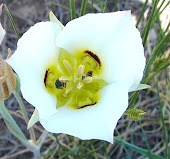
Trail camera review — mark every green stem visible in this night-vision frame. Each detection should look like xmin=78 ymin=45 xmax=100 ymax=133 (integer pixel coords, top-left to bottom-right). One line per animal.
xmin=33 ymin=149 xmax=41 ymax=159
xmin=0 ymin=101 xmax=41 ymax=158
xmin=13 ymin=91 xmax=36 ymax=142
xmin=38 ymin=130 xmax=48 ymax=147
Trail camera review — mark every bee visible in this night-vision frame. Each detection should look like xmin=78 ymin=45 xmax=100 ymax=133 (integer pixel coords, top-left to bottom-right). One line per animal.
xmin=55 ymin=79 xmax=66 ymax=89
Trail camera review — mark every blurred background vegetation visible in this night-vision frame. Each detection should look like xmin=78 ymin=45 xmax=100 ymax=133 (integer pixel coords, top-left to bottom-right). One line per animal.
xmin=0 ymin=0 xmax=169 ymax=158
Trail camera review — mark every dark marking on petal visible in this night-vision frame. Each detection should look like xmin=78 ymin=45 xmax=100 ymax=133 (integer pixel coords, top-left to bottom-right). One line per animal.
xmin=78 ymin=102 xmax=97 ymax=109
xmin=44 ymin=69 xmax=49 ymax=87
xmin=84 ymin=50 xmax=101 ymax=67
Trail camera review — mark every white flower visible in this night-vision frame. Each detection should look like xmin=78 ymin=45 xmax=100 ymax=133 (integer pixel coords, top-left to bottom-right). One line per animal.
xmin=7 ymin=11 xmax=145 ymax=143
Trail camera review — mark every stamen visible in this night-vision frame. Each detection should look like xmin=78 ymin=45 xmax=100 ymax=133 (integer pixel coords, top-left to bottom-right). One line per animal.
xmin=63 ymin=86 xmax=72 ymax=97
xmin=77 ymin=64 xmax=85 ymax=76
xmin=77 ymin=82 xmax=83 ymax=89
xmin=63 ymin=60 xmax=73 ymax=74
xmin=83 ymin=76 xmax=93 ymax=83
xmin=59 ymin=76 xmax=71 ymax=81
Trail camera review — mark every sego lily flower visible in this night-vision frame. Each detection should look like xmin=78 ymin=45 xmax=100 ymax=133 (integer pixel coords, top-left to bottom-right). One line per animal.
xmin=7 ymin=11 xmax=145 ymax=143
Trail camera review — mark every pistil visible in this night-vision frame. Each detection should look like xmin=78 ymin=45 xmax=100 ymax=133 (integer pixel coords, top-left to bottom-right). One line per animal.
xmin=77 ymin=82 xmax=83 ymax=89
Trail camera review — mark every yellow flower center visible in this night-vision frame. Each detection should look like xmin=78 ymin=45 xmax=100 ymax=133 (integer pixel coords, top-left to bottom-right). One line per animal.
xmin=43 ymin=49 xmax=108 ymax=109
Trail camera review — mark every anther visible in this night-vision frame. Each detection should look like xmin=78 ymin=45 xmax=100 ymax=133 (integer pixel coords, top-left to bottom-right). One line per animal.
xmin=63 ymin=60 xmax=73 ymax=74
xmin=83 ymin=76 xmax=93 ymax=83
xmin=77 ymin=64 xmax=85 ymax=76
xmin=77 ymin=82 xmax=83 ymax=89
xmin=87 ymin=71 xmax=93 ymax=77
xmin=63 ymin=87 xmax=72 ymax=97
xmin=59 ymin=76 xmax=71 ymax=82
xmin=55 ymin=78 xmax=66 ymax=89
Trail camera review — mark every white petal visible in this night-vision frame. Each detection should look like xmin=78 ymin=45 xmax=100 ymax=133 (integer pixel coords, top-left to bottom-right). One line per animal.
xmin=7 ymin=22 xmax=62 ymax=119
xmin=40 ymin=79 xmax=133 ymax=143
xmin=56 ymin=11 xmax=145 ymax=91
xmin=0 ymin=23 xmax=5 ymax=45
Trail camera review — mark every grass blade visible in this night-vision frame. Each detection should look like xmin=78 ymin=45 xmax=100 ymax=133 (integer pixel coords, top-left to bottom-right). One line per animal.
xmin=69 ymin=0 xmax=76 ymax=19
xmin=4 ymin=4 xmax=20 ymax=40
xmin=97 ymin=0 xmax=103 ymax=11
xmin=139 ymin=121 xmax=153 ymax=159
xmin=136 ymin=0 xmax=149 ymax=27
xmin=157 ymin=80 xmax=169 ymax=159
xmin=142 ymin=0 xmax=159 ymax=46
xmin=80 ymin=0 xmax=87 ymax=16
xmin=51 ymin=2 xmax=70 ymax=11
xmin=102 ymin=0 xmax=108 ymax=13
xmin=113 ymin=0 xmax=119 ymax=11
xmin=115 ymin=129 xmax=132 ymax=159
xmin=91 ymin=0 xmax=94 ymax=12
xmin=144 ymin=32 xmax=170 ymax=77
xmin=114 ymin=137 xmax=163 ymax=159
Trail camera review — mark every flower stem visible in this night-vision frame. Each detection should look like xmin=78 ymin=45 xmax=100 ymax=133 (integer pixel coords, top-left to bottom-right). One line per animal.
xmin=13 ymin=91 xmax=36 ymax=142
xmin=38 ymin=130 xmax=48 ymax=147
xmin=33 ymin=149 xmax=41 ymax=159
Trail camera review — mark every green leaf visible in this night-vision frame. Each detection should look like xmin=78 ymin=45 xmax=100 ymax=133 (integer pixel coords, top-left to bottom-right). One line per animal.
xmin=0 ymin=101 xmax=27 ymax=140
xmin=135 ymin=84 xmax=151 ymax=91
xmin=114 ymin=137 xmax=163 ymax=159
xmin=4 ymin=119 xmax=31 ymax=148
xmin=27 ymin=109 xmax=39 ymax=129
xmin=49 ymin=11 xmax=64 ymax=29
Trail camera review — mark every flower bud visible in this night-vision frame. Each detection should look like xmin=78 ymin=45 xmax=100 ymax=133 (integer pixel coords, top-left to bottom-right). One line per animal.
xmin=0 ymin=52 xmax=16 ymax=101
